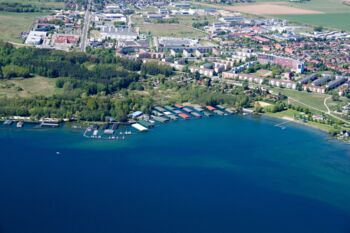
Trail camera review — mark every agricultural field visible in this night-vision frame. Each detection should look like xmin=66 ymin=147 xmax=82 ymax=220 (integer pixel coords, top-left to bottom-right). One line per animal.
xmin=273 ymin=13 xmax=350 ymax=31
xmin=193 ymin=0 xmax=350 ymax=31
xmin=255 ymin=0 xmax=350 ymax=13
xmin=0 ymin=76 xmax=62 ymax=98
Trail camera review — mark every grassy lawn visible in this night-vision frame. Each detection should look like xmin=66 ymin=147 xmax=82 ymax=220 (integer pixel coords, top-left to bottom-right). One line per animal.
xmin=265 ymin=108 xmax=299 ymax=118
xmin=0 ymin=12 xmax=46 ymax=43
xmin=272 ymin=88 xmax=329 ymax=111
xmin=132 ymin=14 xmax=207 ymax=38
xmin=0 ymin=76 xmax=62 ymax=98
xmin=137 ymin=23 xmax=206 ymax=38
xmin=266 ymin=109 xmax=335 ymax=131
xmin=272 ymin=13 xmax=350 ymax=32
xmin=176 ymin=15 xmax=217 ymax=26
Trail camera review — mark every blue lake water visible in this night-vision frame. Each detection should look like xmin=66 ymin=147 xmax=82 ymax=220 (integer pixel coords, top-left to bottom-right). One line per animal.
xmin=1 ymin=115 xmax=350 ymax=233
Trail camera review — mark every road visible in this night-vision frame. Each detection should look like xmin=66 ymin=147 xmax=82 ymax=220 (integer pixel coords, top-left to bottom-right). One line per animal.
xmin=80 ymin=0 xmax=93 ymax=52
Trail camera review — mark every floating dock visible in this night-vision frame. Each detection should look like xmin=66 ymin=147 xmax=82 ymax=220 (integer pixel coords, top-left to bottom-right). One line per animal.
xmin=40 ymin=122 xmax=59 ymax=127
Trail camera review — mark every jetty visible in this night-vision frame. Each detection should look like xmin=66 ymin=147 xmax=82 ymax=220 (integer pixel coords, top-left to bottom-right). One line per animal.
xmin=40 ymin=122 xmax=59 ymax=127
xmin=274 ymin=120 xmax=292 ymax=129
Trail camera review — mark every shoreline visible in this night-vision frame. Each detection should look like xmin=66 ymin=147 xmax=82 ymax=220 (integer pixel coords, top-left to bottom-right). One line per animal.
xmin=1 ymin=110 xmax=349 ymax=143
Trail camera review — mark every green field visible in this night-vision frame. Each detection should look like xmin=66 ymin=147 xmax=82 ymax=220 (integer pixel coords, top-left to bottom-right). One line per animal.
xmin=0 ymin=0 xmax=64 ymax=9
xmin=132 ymin=15 xmax=207 ymax=38
xmin=0 ymin=76 xmax=62 ymax=98
xmin=272 ymin=88 xmax=349 ymax=113
xmin=273 ymin=13 xmax=350 ymax=31
xmin=0 ymin=12 xmax=47 ymax=43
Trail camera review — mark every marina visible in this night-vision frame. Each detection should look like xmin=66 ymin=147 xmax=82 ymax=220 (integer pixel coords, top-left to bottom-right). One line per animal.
xmin=1 ymin=103 xmax=237 ymax=141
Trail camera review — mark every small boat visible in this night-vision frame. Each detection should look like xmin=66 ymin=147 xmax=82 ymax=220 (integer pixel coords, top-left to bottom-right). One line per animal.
xmin=16 ymin=121 xmax=24 ymax=128
xmin=56 ymin=152 xmax=62 ymax=155
xmin=3 ymin=120 xmax=13 ymax=125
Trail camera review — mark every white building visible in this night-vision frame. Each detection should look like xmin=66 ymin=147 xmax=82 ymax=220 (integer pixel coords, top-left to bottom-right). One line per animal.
xmin=25 ymin=31 xmax=47 ymax=45
xmin=100 ymin=26 xmax=138 ymax=41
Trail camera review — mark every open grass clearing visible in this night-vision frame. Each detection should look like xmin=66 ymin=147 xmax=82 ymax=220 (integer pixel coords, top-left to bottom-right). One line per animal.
xmin=0 ymin=76 xmax=62 ymax=98
xmin=0 ymin=12 xmax=46 ymax=43
xmin=137 ymin=23 xmax=206 ymax=38
xmin=0 ymin=0 xmax=64 ymax=9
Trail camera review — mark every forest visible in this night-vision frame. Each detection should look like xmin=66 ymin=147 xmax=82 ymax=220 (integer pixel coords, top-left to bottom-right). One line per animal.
xmin=0 ymin=42 xmax=253 ymax=122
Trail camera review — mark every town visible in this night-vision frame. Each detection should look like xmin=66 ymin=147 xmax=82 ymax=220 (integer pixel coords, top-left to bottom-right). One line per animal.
xmin=1 ymin=0 xmax=350 ymax=140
